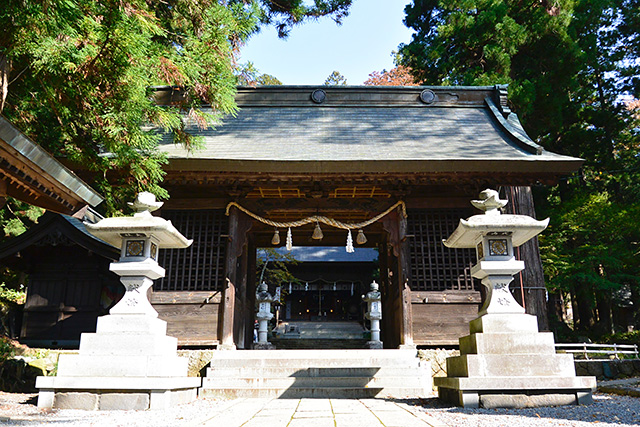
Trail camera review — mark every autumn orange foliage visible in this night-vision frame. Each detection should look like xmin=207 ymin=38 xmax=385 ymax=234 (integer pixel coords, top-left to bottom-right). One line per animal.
xmin=363 ymin=66 xmax=420 ymax=86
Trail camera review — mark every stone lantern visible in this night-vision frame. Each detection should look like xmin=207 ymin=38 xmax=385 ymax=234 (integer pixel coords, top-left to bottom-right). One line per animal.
xmin=36 ymin=192 xmax=201 ymax=410
xmin=434 ymin=189 xmax=596 ymax=408
xmin=254 ymin=282 xmax=275 ymax=349
xmin=363 ymin=281 xmax=382 ymax=349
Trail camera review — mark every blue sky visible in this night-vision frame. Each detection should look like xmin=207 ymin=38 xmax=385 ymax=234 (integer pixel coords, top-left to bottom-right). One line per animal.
xmin=239 ymin=0 xmax=415 ymax=85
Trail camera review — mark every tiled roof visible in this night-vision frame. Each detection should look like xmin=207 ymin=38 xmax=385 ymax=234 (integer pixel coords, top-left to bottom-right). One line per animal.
xmin=155 ymin=85 xmax=582 ymax=175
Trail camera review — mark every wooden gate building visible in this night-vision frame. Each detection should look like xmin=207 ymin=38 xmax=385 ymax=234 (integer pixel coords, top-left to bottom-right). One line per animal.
xmin=1 ymin=85 xmax=582 ymax=349
xmin=148 ymin=85 xmax=581 ymax=349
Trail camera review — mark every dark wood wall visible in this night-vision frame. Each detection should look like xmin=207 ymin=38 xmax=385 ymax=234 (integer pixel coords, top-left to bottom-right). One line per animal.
xmin=21 ymin=247 xmax=121 ymax=347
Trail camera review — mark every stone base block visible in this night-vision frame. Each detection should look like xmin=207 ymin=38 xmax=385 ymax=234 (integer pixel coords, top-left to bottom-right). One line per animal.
xmin=469 ymin=313 xmax=539 ymax=334
xmin=36 ymin=376 xmax=201 ymax=410
xmin=79 ymin=333 xmax=177 ymax=355
xmin=253 ymin=342 xmax=276 ymax=350
xmin=95 ymin=315 xmax=167 ymax=335
xmin=446 ymin=353 xmax=576 ymax=377
xmin=57 ymin=354 xmax=188 ymax=377
xmin=365 ymin=341 xmax=383 ymax=349
xmin=459 ymin=332 xmax=556 ymax=355
xmin=435 ymin=375 xmax=596 ymax=408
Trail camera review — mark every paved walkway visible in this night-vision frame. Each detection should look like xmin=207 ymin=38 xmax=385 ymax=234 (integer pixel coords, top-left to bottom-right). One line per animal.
xmin=189 ymin=398 xmax=447 ymax=427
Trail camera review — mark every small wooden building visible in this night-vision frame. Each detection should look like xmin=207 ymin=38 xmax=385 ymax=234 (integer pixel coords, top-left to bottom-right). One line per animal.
xmin=1 ymin=85 xmax=582 ymax=349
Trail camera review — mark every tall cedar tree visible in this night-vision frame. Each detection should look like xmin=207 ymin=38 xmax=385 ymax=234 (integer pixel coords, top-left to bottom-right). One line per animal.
xmin=400 ymin=0 xmax=640 ymax=336
xmin=0 ymin=0 xmax=351 ymax=214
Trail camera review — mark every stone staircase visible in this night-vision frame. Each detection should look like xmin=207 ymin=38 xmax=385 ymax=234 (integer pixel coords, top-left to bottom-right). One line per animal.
xmin=200 ymin=349 xmax=432 ymax=399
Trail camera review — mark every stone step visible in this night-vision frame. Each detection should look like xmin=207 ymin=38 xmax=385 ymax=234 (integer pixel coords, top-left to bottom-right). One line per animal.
xmin=208 ymin=349 xmax=417 ymax=359
xmin=207 ymin=349 xmax=419 ymax=368
xmin=205 ymin=366 xmax=423 ymax=378
xmin=447 ymin=353 xmax=576 ymax=378
xmin=202 ymin=375 xmax=427 ymax=389
xmin=202 ymin=349 xmax=431 ymax=399
xmin=198 ymin=386 xmax=429 ymax=399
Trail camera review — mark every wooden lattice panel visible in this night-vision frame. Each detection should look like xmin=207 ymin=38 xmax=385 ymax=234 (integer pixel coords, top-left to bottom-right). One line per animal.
xmin=407 ymin=208 xmax=477 ymax=292
xmin=329 ymin=186 xmax=391 ymax=198
xmin=244 ymin=186 xmax=391 ymax=199
xmin=157 ymin=210 xmax=228 ymax=292
xmin=246 ymin=187 xmax=305 ymax=198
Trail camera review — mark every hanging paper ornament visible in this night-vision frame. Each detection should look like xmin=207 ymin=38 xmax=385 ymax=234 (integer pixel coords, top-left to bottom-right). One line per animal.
xmin=271 ymin=229 xmax=280 ymax=245
xmin=286 ymin=227 xmax=293 ymax=251
xmin=312 ymin=221 xmax=324 ymax=240
xmin=346 ymin=230 xmax=354 ymax=253
xmin=356 ymin=229 xmax=367 ymax=245
xmin=288 ymin=282 xmax=292 ymax=293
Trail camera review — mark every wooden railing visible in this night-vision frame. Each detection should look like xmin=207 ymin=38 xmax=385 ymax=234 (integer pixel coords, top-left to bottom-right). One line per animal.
xmin=555 ymin=343 xmax=639 ymax=360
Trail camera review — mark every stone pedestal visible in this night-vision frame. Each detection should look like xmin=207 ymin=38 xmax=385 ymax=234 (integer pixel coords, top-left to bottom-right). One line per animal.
xmin=36 ymin=192 xmax=200 ymax=410
xmin=37 ymin=315 xmax=200 ymax=410
xmin=434 ymin=312 xmax=596 ymax=408
xmin=435 ymin=189 xmax=596 ymax=408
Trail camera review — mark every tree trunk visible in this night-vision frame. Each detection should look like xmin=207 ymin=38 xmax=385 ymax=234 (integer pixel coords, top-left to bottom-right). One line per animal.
xmin=506 ymin=186 xmax=550 ymax=331
xmin=547 ymin=291 xmax=566 ymax=324
xmin=0 ymin=54 xmax=11 ymax=113
xmin=631 ymin=284 xmax=640 ymax=329
xmin=595 ymin=290 xmax=613 ymax=335
xmin=575 ymin=283 xmax=596 ymax=332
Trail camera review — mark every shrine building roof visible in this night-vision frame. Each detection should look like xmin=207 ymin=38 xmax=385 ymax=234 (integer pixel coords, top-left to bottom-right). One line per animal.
xmin=0 ymin=114 xmax=103 ymax=214
xmin=154 ymin=85 xmax=582 ymax=179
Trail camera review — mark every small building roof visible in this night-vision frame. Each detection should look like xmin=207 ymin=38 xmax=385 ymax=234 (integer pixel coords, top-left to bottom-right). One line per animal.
xmin=155 ymin=85 xmax=582 ymax=179
xmin=0 ymin=115 xmax=103 ymax=214
xmin=0 ymin=212 xmax=118 ymax=270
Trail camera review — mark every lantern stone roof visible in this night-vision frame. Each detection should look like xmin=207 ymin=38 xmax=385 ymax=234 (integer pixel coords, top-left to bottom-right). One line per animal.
xmin=154 ymin=85 xmax=582 ymax=180
xmin=0 ymin=114 xmax=103 ymax=214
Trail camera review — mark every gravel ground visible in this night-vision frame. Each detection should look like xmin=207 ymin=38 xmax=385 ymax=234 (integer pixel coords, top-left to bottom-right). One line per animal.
xmin=410 ymin=394 xmax=640 ymax=427
xmin=0 ymin=392 xmax=639 ymax=426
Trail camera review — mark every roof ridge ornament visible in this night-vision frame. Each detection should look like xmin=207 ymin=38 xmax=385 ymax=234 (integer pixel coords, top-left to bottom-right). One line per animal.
xmin=494 ymin=84 xmax=511 ymax=117
xmin=470 ymin=189 xmax=507 ymax=215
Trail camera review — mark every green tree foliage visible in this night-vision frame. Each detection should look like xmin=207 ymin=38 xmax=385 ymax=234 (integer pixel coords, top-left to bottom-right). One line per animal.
xmin=399 ymin=0 xmax=640 ymax=335
xmin=324 ymin=70 xmax=348 ymax=86
xmin=0 ymin=0 xmax=351 ymax=213
xmin=257 ymin=248 xmax=299 ymax=304
xmin=237 ymin=62 xmax=283 ymax=86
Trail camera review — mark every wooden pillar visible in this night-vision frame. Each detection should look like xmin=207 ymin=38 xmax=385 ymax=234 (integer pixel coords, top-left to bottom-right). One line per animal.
xmin=219 ymin=206 xmax=252 ymax=349
xmin=244 ymin=238 xmax=257 ymax=348
xmin=398 ymin=208 xmax=414 ymax=347
xmin=381 ymin=207 xmax=414 ymax=348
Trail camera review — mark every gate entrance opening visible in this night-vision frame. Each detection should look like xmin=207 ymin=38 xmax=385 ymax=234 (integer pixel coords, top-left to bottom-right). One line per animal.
xmin=257 ymin=246 xmax=378 ymax=348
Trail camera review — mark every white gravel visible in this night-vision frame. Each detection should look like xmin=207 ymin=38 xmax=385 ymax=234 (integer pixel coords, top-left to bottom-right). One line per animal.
xmin=411 ymin=394 xmax=640 ymax=427
xmin=1 ymin=392 xmax=639 ymax=426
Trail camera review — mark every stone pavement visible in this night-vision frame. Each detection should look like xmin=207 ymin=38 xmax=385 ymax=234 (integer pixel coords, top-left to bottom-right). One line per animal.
xmin=189 ymin=398 xmax=447 ymax=427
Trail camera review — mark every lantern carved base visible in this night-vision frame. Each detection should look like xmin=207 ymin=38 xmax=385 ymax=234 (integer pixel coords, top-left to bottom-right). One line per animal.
xmin=434 ymin=312 xmax=596 ymax=408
